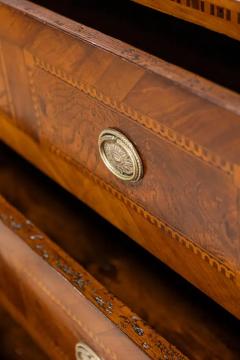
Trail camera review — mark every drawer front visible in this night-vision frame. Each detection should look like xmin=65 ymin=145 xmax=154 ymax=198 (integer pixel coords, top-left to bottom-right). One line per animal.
xmin=29 ymin=59 xmax=239 ymax=268
xmin=0 ymin=195 xmax=186 ymax=360
xmin=0 ymin=0 xmax=240 ymax=319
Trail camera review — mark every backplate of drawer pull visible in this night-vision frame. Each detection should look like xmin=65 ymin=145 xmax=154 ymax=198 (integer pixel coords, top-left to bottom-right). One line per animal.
xmin=98 ymin=128 xmax=143 ymax=183
xmin=75 ymin=343 xmax=102 ymax=360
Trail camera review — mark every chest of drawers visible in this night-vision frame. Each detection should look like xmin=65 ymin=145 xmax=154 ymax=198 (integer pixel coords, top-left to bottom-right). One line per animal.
xmin=0 ymin=1 xmax=239 ymax=358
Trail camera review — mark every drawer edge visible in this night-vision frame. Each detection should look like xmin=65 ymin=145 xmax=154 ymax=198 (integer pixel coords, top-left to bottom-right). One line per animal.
xmin=0 ymin=0 xmax=239 ymax=116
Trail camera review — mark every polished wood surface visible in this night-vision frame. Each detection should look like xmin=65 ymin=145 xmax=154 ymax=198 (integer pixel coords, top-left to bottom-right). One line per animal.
xmin=0 ymin=0 xmax=240 ymax=319
xmin=8 ymin=0 xmax=240 ymax=92
xmin=0 ymin=141 xmax=240 ymax=360
xmin=132 ymin=0 xmax=240 ymax=40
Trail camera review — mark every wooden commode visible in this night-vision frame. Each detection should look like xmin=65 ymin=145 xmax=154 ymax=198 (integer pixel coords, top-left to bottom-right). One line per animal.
xmin=0 ymin=1 xmax=239 ymax=359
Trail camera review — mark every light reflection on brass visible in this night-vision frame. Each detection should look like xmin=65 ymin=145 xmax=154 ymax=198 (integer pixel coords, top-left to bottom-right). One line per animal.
xmin=98 ymin=128 xmax=143 ymax=183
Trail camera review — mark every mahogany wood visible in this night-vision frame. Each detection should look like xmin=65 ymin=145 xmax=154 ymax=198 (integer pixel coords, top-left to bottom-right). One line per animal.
xmin=0 ymin=0 xmax=240 ymax=319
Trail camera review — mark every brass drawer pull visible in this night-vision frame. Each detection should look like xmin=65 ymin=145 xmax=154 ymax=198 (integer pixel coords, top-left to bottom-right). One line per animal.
xmin=98 ymin=129 xmax=143 ymax=183
xmin=75 ymin=343 xmax=102 ymax=360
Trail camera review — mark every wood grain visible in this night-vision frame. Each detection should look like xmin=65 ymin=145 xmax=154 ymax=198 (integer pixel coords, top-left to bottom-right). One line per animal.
xmin=0 ymin=0 xmax=240 ymax=319
xmin=0 ymin=41 xmax=13 ymax=117
xmin=27 ymin=56 xmax=240 ymax=272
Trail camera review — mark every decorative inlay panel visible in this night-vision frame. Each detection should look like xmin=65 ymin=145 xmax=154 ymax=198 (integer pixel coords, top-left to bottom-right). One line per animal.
xmin=31 ymin=55 xmax=235 ymax=177
xmin=25 ymin=52 xmax=240 ymax=271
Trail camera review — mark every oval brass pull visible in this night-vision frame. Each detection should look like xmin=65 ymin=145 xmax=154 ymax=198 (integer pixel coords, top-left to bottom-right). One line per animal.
xmin=75 ymin=343 xmax=102 ymax=360
xmin=98 ymin=128 xmax=143 ymax=183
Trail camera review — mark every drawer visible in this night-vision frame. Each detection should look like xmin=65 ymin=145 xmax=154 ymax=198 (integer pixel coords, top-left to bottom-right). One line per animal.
xmin=0 ymin=141 xmax=240 ymax=360
xmin=0 ymin=0 xmax=240 ymax=318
